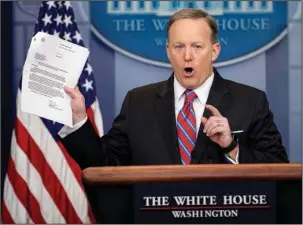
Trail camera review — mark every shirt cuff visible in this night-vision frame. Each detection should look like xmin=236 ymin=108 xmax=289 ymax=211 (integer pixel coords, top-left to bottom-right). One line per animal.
xmin=58 ymin=116 xmax=88 ymax=138
xmin=225 ymin=148 xmax=239 ymax=164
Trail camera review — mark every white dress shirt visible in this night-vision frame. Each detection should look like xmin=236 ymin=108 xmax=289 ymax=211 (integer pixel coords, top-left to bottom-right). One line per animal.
xmin=59 ymin=74 xmax=239 ymax=164
xmin=174 ymin=73 xmax=239 ymax=164
xmin=58 ymin=115 xmax=87 ymax=138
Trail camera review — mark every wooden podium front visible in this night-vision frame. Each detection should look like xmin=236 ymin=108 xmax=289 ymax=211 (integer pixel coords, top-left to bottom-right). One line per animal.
xmin=82 ymin=164 xmax=302 ymax=224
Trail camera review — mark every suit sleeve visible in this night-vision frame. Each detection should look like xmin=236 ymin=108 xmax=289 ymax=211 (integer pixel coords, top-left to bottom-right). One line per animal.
xmin=238 ymin=91 xmax=289 ymax=163
xmin=59 ymin=92 xmax=132 ymax=169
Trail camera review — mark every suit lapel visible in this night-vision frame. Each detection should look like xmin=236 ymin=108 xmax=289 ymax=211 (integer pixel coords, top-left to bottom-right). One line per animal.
xmin=154 ymin=75 xmax=181 ymax=164
xmin=192 ymin=68 xmax=229 ymax=164
xmin=154 ymin=69 xmax=230 ymax=164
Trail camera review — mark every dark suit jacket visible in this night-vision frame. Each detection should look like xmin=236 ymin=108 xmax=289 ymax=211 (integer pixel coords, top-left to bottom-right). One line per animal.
xmin=61 ymin=68 xmax=288 ymax=169
xmin=60 ymin=68 xmax=289 ymax=223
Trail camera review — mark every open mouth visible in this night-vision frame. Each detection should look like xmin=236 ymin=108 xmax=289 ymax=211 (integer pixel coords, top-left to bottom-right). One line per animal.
xmin=184 ymin=67 xmax=194 ymax=77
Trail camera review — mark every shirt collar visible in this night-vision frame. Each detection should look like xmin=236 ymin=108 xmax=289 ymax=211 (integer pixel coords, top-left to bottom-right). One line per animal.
xmin=174 ymin=72 xmax=214 ymax=104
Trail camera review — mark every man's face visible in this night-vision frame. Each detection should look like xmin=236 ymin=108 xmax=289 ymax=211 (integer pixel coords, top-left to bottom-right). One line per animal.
xmin=166 ymin=18 xmax=221 ymax=89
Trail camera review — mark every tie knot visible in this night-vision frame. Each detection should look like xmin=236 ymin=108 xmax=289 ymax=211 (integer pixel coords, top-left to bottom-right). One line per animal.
xmin=184 ymin=89 xmax=197 ymax=103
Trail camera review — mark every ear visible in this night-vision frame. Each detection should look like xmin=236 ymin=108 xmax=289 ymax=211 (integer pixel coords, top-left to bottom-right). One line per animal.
xmin=211 ymin=42 xmax=221 ymax=62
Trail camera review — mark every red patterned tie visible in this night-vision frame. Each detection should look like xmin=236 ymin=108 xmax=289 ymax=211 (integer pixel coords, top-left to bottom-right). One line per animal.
xmin=176 ymin=90 xmax=197 ymax=165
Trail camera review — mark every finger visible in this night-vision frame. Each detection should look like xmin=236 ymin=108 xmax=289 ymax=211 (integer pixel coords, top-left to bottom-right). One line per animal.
xmin=203 ymin=116 xmax=221 ymax=133
xmin=201 ymin=117 xmax=207 ymax=126
xmin=64 ymin=86 xmax=79 ymax=99
xmin=203 ymin=119 xmax=211 ymax=133
xmin=205 ymin=104 xmax=222 ymax=116
xmin=206 ymin=117 xmax=227 ymax=136
xmin=209 ymin=126 xmax=226 ymax=137
xmin=206 ymin=120 xmax=222 ymax=136
xmin=203 ymin=117 xmax=213 ymax=133
xmin=208 ymin=119 xmax=231 ymax=136
xmin=76 ymin=87 xmax=85 ymax=100
xmin=204 ymin=118 xmax=219 ymax=136
xmin=75 ymin=86 xmax=82 ymax=94
xmin=205 ymin=122 xmax=216 ymax=136
xmin=63 ymin=85 xmax=73 ymax=94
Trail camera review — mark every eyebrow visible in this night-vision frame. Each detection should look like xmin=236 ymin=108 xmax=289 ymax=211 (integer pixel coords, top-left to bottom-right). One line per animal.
xmin=172 ymin=41 xmax=203 ymax=45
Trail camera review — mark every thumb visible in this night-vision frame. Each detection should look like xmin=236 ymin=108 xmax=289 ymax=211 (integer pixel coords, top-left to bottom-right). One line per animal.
xmin=64 ymin=85 xmax=77 ymax=98
xmin=75 ymin=86 xmax=80 ymax=92
xmin=201 ymin=117 xmax=207 ymax=125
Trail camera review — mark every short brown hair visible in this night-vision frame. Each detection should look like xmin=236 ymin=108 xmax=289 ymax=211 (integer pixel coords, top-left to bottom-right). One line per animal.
xmin=167 ymin=8 xmax=218 ymax=43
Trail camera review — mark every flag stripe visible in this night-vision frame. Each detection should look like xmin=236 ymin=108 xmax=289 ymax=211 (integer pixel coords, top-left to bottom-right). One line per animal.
xmin=1 ymin=201 xmax=15 ymax=224
xmin=3 ymin=177 xmax=33 ymax=223
xmin=56 ymin=141 xmax=96 ymax=224
xmin=2 ymin=1 xmax=104 ymax=223
xmin=16 ymin=91 xmax=91 ymax=223
xmin=87 ymin=204 xmax=96 ymax=224
xmin=15 ymin=117 xmax=82 ymax=223
xmin=87 ymin=106 xmax=99 ymax=136
xmin=91 ymin=100 xmax=104 ymax=137
xmin=56 ymin=141 xmax=83 ymax=186
xmin=7 ymin=154 xmax=46 ymax=223
xmin=11 ymin=132 xmax=65 ymax=223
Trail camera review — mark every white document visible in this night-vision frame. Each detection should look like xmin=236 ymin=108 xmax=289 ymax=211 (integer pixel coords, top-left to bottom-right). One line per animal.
xmin=21 ymin=32 xmax=89 ymax=127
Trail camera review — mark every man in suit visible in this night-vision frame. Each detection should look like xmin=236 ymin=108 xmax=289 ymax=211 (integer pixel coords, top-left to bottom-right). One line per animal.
xmin=60 ymin=8 xmax=289 ymax=223
xmin=60 ymin=8 xmax=288 ymax=168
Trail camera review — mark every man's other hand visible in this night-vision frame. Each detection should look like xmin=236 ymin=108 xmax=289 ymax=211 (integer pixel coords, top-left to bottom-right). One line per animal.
xmin=64 ymin=86 xmax=86 ymax=125
xmin=201 ymin=104 xmax=233 ymax=148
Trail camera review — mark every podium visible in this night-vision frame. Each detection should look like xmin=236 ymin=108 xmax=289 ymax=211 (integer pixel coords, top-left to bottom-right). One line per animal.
xmin=82 ymin=164 xmax=302 ymax=224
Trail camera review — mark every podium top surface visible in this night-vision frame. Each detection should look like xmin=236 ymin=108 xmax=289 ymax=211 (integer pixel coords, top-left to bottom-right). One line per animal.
xmin=82 ymin=163 xmax=302 ymax=185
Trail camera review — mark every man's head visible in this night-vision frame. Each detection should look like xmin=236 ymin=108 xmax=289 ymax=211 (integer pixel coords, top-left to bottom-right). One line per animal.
xmin=166 ymin=8 xmax=221 ymax=89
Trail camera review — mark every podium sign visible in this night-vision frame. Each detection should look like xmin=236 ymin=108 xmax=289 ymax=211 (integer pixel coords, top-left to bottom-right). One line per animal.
xmin=134 ymin=181 xmax=276 ymax=223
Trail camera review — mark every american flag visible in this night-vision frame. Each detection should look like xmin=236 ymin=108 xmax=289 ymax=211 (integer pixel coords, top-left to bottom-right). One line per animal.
xmin=2 ymin=1 xmax=103 ymax=223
